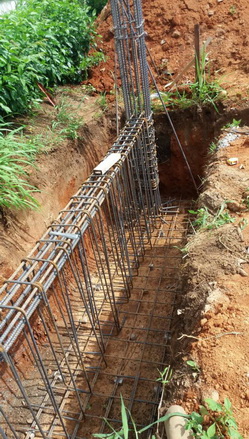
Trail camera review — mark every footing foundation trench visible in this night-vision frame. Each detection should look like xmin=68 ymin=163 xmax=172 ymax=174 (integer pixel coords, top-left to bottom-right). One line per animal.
xmin=0 ymin=116 xmax=190 ymax=439
xmin=0 ymin=0 xmax=192 ymax=436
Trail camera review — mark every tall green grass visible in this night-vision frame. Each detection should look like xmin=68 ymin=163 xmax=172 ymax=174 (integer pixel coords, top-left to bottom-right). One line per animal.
xmin=0 ymin=0 xmax=103 ymax=119
xmin=0 ymin=124 xmax=39 ymax=209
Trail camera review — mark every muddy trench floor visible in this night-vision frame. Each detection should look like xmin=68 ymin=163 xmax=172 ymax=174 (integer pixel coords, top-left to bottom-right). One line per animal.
xmin=2 ymin=200 xmax=190 ymax=439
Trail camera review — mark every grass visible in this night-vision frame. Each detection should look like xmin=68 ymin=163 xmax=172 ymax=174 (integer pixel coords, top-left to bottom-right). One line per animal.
xmin=0 ymin=123 xmax=40 ymax=210
xmin=209 ymin=141 xmax=218 ymax=153
xmin=93 ymin=394 xmax=242 ymax=439
xmin=151 ymin=48 xmax=225 ymax=112
xmin=25 ymin=97 xmax=86 ymax=153
xmin=54 ymin=100 xmax=84 ymax=140
xmin=93 ymin=394 xmax=185 ymax=439
xmin=92 ymin=363 xmax=242 ymax=439
xmin=96 ymin=93 xmax=108 ymax=111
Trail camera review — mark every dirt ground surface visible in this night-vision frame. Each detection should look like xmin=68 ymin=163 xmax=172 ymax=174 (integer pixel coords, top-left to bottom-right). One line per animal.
xmin=2 ymin=0 xmax=249 ymax=437
xmin=86 ymin=2 xmax=249 ymax=436
xmin=88 ymin=0 xmax=249 ymax=104
xmin=168 ymin=129 xmax=249 ymax=437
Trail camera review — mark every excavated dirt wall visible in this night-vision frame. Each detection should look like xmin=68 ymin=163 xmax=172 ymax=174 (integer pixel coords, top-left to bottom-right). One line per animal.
xmin=164 ymin=118 xmax=249 ymax=437
xmin=155 ymin=105 xmax=249 ymax=197
xmin=0 ymin=107 xmax=117 ymax=287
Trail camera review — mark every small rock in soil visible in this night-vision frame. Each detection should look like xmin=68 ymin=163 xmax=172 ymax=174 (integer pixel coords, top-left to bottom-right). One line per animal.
xmin=80 ymin=316 xmax=88 ymax=324
xmin=237 ymin=267 xmax=248 ymax=277
xmin=114 ymin=377 xmax=123 ymax=385
xmin=212 ymin=390 xmax=220 ymax=400
xmin=172 ymin=30 xmax=181 ymax=38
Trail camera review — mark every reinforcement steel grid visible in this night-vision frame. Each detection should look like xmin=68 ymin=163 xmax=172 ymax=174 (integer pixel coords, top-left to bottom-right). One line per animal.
xmin=0 ymin=0 xmax=182 ymax=437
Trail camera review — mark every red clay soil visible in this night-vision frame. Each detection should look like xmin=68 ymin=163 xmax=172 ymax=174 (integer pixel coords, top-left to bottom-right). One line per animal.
xmin=169 ymin=130 xmax=249 ymax=438
xmin=87 ymin=2 xmax=249 ymax=436
xmin=88 ymin=0 xmax=249 ymax=101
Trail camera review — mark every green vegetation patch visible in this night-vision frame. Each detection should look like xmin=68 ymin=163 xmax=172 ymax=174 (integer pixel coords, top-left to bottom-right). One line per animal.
xmin=0 ymin=0 xmax=103 ymax=119
xmin=0 ymin=123 xmax=39 ymax=210
xmin=86 ymin=0 xmax=108 ymax=14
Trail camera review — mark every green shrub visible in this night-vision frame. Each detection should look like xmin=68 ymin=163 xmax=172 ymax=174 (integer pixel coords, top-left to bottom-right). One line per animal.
xmin=0 ymin=0 xmax=103 ymax=119
xmin=85 ymin=0 xmax=108 ymax=15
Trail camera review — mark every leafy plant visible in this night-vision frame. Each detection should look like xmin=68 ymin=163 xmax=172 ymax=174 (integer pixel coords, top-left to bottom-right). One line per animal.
xmin=222 ymin=119 xmax=241 ymax=130
xmin=93 ymin=396 xmax=242 ymax=439
xmin=156 ymin=366 xmax=173 ymax=385
xmin=186 ymin=360 xmax=200 ymax=373
xmin=229 ymin=5 xmax=237 ymax=15
xmin=189 ymin=202 xmax=235 ymax=230
xmin=0 ymin=124 xmax=40 ymax=209
xmin=0 ymin=0 xmax=103 ymax=120
xmin=85 ymin=0 xmax=108 ymax=14
xmin=185 ymin=398 xmax=243 ymax=439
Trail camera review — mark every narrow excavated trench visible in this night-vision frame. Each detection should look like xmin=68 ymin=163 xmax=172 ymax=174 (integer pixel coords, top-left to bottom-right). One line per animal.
xmin=1 ymin=104 xmax=248 ymax=439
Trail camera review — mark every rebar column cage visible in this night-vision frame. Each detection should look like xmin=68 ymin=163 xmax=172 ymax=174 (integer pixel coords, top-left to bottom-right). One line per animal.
xmin=110 ymin=0 xmax=161 ymax=210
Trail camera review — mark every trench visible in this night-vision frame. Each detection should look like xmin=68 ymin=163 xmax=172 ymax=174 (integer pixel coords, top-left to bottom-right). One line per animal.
xmin=0 ymin=105 xmax=245 ymax=439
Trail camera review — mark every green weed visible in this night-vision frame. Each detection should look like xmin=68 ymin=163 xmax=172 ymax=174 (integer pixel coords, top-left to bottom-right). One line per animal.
xmin=186 ymin=398 xmax=243 ymax=439
xmin=229 ymin=5 xmax=237 ymax=15
xmin=53 ymin=100 xmax=83 ymax=140
xmin=93 ymin=395 xmax=242 ymax=439
xmin=242 ymin=188 xmax=249 ymax=209
xmin=222 ymin=119 xmax=241 ymax=130
xmin=186 ymin=360 xmax=200 ymax=373
xmin=151 ymin=49 xmax=224 ymax=112
xmin=156 ymin=366 xmax=173 ymax=386
xmin=96 ymin=93 xmax=108 ymax=111
xmin=0 ymin=124 xmax=39 ymax=210
xmin=93 ymin=394 xmax=187 ymax=439
xmin=189 ymin=202 xmax=235 ymax=230
xmin=81 ymin=84 xmax=97 ymax=95
xmin=27 ymin=131 xmax=65 ymax=154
